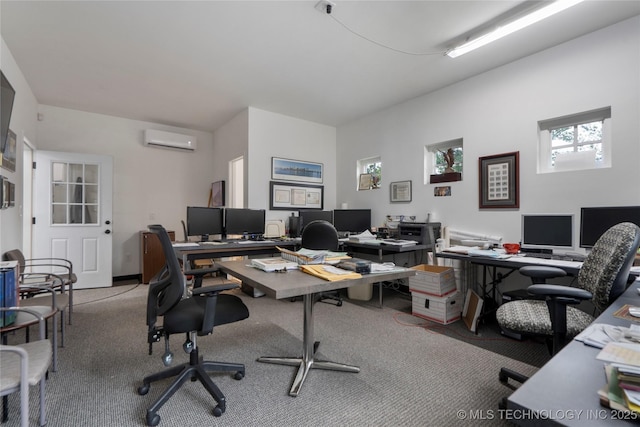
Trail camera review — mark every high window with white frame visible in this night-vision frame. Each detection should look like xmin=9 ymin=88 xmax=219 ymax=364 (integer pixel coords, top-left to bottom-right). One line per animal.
xmin=424 ymin=138 xmax=463 ymax=184
xmin=357 ymin=156 xmax=381 ymax=190
xmin=538 ymin=107 xmax=611 ymax=174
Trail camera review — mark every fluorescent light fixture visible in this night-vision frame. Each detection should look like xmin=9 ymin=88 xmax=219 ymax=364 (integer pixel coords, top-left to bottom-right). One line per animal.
xmin=446 ymin=0 xmax=584 ymax=58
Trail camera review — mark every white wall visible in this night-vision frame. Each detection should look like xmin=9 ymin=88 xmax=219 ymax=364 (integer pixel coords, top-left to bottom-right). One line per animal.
xmin=247 ymin=107 xmax=337 ymax=225
xmin=336 ymin=16 xmax=640 ymax=247
xmin=35 ymin=105 xmax=216 ymax=276
xmin=212 ymin=109 xmax=249 ymax=207
xmin=0 ymin=38 xmax=39 ymax=255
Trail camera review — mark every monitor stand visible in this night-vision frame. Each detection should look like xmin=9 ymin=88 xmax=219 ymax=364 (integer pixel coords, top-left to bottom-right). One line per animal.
xmin=199 ymin=234 xmax=209 ymax=243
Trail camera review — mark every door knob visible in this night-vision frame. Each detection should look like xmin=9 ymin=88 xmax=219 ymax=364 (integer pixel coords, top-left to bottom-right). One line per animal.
xmin=105 ymin=229 xmax=111 ymax=234
xmin=105 ymin=220 xmax=111 ymax=225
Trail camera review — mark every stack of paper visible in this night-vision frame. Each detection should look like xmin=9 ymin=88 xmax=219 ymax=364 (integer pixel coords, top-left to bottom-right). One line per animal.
xmin=299 ymin=264 xmax=362 ymax=281
xmin=277 ymin=246 xmax=350 ymax=265
xmin=251 ymin=257 xmax=299 ymax=272
xmin=597 ymin=342 xmax=640 ymax=415
xmin=380 ymin=239 xmax=417 ymax=247
xmin=348 ymin=230 xmax=377 ymax=242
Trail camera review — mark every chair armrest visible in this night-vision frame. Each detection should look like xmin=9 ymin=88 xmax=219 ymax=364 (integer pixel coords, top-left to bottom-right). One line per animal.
xmin=528 ymin=284 xmax=592 ymax=301
xmin=19 ymin=272 xmax=66 ymax=294
xmin=183 ymin=266 xmax=220 ymax=278
xmin=192 ymin=283 xmax=239 ymax=297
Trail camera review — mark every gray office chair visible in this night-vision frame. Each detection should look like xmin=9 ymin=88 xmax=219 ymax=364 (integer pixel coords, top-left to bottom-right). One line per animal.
xmin=0 ymin=307 xmax=52 ymax=427
xmin=3 ymin=249 xmax=75 ymax=325
xmin=300 ymin=220 xmax=343 ymax=306
xmin=137 ymin=225 xmax=249 ymax=426
xmin=497 ymin=222 xmax=640 ymax=389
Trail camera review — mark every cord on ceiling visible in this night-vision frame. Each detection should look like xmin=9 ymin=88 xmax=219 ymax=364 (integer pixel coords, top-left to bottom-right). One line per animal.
xmin=326 ymin=9 xmax=446 ymax=57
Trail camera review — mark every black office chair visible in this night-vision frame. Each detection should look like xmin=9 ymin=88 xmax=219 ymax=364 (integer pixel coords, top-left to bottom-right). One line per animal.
xmin=497 ymin=222 xmax=640 ymax=391
xmin=137 ymin=225 xmax=249 ymax=426
xmin=300 ymin=220 xmax=343 ymax=306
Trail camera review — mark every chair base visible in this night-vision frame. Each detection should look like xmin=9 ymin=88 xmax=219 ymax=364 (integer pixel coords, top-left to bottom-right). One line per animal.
xmin=138 ymin=347 xmax=244 ymax=426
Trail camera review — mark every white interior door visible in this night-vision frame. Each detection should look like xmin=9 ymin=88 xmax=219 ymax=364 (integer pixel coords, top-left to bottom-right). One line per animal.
xmin=33 ymin=151 xmax=113 ymax=289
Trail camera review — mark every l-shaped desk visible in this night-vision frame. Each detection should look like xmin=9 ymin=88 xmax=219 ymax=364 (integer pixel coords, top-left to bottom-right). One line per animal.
xmin=175 ymin=238 xmax=428 ymax=307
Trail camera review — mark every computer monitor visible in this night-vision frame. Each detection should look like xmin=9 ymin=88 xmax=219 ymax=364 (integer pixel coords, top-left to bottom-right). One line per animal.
xmin=521 ymin=214 xmax=574 ymax=253
xmin=186 ymin=207 xmax=223 ymax=242
xmin=333 ymin=209 xmax=371 ymax=234
xmin=299 ymin=210 xmax=333 ymax=231
xmin=580 ymin=206 xmax=640 ymax=248
xmin=224 ymin=208 xmax=266 ymax=237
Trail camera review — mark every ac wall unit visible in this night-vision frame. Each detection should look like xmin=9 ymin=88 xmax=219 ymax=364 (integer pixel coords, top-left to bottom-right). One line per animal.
xmin=144 ymin=129 xmax=197 ymax=151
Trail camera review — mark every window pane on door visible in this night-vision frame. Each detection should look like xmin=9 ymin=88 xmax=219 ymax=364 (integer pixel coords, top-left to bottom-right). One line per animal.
xmin=49 ymin=161 xmax=100 ymax=225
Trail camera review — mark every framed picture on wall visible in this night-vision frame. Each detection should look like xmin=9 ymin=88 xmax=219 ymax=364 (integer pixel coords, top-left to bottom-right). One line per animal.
xmin=271 ymin=157 xmax=323 ymax=184
xmin=1 ymin=129 xmax=16 ymax=172
xmin=269 ymin=181 xmax=323 ymax=210
xmin=479 ymin=151 xmax=519 ymax=209
xmin=390 ymin=180 xmax=412 ymax=202
xmin=358 ymin=173 xmax=372 ymax=191
xmin=210 ymin=180 xmax=225 ymax=207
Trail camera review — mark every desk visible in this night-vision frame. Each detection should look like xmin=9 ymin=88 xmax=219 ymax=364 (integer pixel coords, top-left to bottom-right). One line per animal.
xmin=216 ymin=260 xmax=416 ymax=396
xmin=174 ymin=239 xmax=298 ymax=268
xmin=437 ymin=252 xmax=583 ymax=328
xmin=506 ymin=279 xmax=640 ymax=426
xmin=342 ymin=240 xmax=429 ymax=307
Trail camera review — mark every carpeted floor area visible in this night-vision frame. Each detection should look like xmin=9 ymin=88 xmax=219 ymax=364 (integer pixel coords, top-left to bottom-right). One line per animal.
xmin=2 ymin=280 xmax=541 ymax=426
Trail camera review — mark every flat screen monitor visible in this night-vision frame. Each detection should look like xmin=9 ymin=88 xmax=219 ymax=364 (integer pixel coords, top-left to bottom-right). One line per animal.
xmin=299 ymin=210 xmax=333 ymax=230
xmin=333 ymin=209 xmax=371 ymax=234
xmin=0 ymin=71 xmax=16 ymax=153
xmin=580 ymin=206 xmax=640 ymax=248
xmin=521 ymin=214 xmax=574 ymax=252
xmin=186 ymin=207 xmax=223 ymax=241
xmin=224 ymin=208 xmax=265 ymax=237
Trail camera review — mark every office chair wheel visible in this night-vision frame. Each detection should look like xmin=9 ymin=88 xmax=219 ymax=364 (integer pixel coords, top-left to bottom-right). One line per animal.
xmin=137 ymin=384 xmax=150 ymax=395
xmin=213 ymin=405 xmax=224 ymax=417
xmin=337 ymin=300 xmax=343 ymax=307
xmin=146 ymin=412 xmax=160 ymax=426
xmin=233 ymin=371 xmax=244 ymax=380
xmin=499 ymin=370 xmax=508 ymax=384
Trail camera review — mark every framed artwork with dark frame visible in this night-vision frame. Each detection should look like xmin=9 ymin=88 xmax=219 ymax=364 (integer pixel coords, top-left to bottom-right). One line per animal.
xmin=390 ymin=180 xmax=412 ymax=203
xmin=269 ymin=181 xmax=323 ymax=210
xmin=1 ymin=129 xmax=16 ymax=172
xmin=271 ymin=157 xmax=323 ymax=184
xmin=479 ymin=151 xmax=519 ymax=209
xmin=210 ymin=180 xmax=225 ymax=207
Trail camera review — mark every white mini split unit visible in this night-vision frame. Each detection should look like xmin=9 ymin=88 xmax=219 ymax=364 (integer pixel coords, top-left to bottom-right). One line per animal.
xmin=144 ymin=129 xmax=197 ymax=151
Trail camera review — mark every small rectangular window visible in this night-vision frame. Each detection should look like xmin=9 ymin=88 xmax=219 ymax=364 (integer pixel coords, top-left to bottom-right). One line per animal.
xmin=357 ymin=156 xmax=381 ymax=190
xmin=425 ymin=138 xmax=463 ymax=184
xmin=538 ymin=107 xmax=611 ymax=173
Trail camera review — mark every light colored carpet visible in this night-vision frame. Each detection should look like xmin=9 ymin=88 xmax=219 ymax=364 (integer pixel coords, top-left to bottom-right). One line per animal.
xmin=3 ymin=281 xmax=538 ymax=426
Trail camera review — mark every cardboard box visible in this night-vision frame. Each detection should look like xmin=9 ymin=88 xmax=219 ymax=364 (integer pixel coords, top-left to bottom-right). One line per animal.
xmin=409 ymin=264 xmax=456 ymax=297
xmin=412 ymin=291 xmax=462 ymax=325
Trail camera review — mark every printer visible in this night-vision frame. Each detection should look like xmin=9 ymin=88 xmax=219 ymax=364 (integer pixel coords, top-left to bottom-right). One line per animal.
xmin=398 ymin=222 xmax=441 ymax=245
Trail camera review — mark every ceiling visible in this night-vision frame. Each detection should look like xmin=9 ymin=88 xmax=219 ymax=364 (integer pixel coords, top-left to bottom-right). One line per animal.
xmin=2 ymin=1 xmax=639 ymax=133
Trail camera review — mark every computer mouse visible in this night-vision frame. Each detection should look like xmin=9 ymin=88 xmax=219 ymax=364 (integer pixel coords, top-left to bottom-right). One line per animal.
xmin=629 ymin=307 xmax=640 ymax=318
